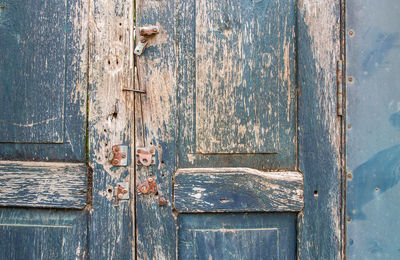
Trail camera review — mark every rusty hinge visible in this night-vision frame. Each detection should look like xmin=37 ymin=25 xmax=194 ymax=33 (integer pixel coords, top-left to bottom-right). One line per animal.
xmin=134 ymin=26 xmax=159 ymax=56
xmin=110 ymin=145 xmax=128 ymax=166
xmin=114 ymin=182 xmax=129 ymax=207
xmin=337 ymin=60 xmax=343 ymax=116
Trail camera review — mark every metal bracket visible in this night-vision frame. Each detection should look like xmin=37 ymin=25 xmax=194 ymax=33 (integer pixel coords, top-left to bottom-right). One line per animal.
xmin=136 ymin=146 xmax=155 ymax=166
xmin=134 ymin=39 xmax=148 ymax=56
xmin=110 ymin=145 xmax=128 ymax=166
xmin=134 ymin=26 xmax=159 ymax=56
xmin=114 ymin=182 xmax=129 ymax=206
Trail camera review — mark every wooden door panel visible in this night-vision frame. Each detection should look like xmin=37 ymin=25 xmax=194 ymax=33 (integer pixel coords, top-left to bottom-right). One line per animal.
xmin=0 ymin=0 xmax=86 ymax=161
xmin=0 ymin=0 xmax=66 ymax=143
xmin=0 ymin=208 xmax=87 ymax=259
xmin=177 ymin=0 xmax=296 ymax=169
xmin=178 ymin=214 xmax=296 ymax=260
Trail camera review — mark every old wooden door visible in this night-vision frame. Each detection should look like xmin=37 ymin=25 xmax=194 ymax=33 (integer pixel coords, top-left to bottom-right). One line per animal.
xmin=135 ymin=0 xmax=343 ymax=259
xmin=0 ymin=0 xmax=135 ymax=259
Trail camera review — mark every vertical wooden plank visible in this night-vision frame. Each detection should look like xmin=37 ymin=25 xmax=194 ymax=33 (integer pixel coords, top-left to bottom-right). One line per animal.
xmin=135 ymin=0 xmax=177 ymax=259
xmin=88 ymin=0 xmax=135 ymax=258
xmin=297 ymin=0 xmax=343 ymax=259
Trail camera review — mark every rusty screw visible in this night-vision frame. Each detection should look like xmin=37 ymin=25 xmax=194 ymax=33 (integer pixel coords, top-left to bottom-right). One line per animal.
xmin=112 ymin=158 xmax=120 ymax=166
xmin=158 ymin=197 xmax=168 ymax=206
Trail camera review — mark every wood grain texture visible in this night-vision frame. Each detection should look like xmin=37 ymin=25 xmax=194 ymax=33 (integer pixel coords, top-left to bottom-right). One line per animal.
xmin=0 ymin=0 xmax=87 ymax=162
xmin=135 ymin=0 xmax=177 ymax=259
xmin=0 ymin=208 xmax=88 ymax=259
xmin=0 ymin=161 xmax=87 ymax=208
xmin=176 ymin=0 xmax=297 ymax=170
xmin=178 ymin=213 xmax=297 ymax=260
xmin=174 ymin=168 xmax=303 ymax=212
xmin=88 ymin=0 xmax=135 ymax=258
xmin=297 ymin=0 xmax=343 ymax=259
xmin=194 ymin=0 xmax=295 ymax=154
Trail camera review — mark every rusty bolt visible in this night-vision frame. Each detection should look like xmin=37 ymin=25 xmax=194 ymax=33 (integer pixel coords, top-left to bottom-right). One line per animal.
xmin=112 ymin=158 xmax=120 ymax=166
xmin=158 ymin=197 xmax=168 ymax=206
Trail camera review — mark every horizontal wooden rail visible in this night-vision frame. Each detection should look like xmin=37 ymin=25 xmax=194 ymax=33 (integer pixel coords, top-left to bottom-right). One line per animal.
xmin=0 ymin=161 xmax=87 ymax=208
xmin=174 ymin=168 xmax=303 ymax=213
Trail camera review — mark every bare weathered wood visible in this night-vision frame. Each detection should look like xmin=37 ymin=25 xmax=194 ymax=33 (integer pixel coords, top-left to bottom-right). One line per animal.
xmin=174 ymin=168 xmax=303 ymax=212
xmin=88 ymin=0 xmax=135 ymax=258
xmin=0 ymin=161 xmax=86 ymax=208
xmin=135 ymin=0 xmax=177 ymax=259
xmin=297 ymin=0 xmax=343 ymax=259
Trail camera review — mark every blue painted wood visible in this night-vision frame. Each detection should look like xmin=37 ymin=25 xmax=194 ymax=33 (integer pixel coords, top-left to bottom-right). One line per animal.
xmin=0 ymin=0 xmax=87 ymax=162
xmin=0 ymin=161 xmax=87 ymax=208
xmin=346 ymin=0 xmax=400 ymax=258
xmin=178 ymin=213 xmax=297 ymax=260
xmin=296 ymin=1 xmax=343 ymax=259
xmin=0 ymin=208 xmax=88 ymax=259
xmin=176 ymin=0 xmax=297 ymax=170
xmin=174 ymin=168 xmax=303 ymax=213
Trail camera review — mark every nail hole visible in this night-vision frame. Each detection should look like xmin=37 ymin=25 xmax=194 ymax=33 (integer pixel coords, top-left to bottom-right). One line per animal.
xmin=108 ymin=60 xmax=111 ymax=65
xmin=119 ymin=35 xmax=123 ymax=41
xmin=143 ymin=158 xmax=148 ymax=163
xmin=375 ymin=187 xmax=380 ymax=192
xmin=314 ymin=190 xmax=318 ymax=197
xmin=105 ymin=143 xmax=108 ymax=147
xmin=119 ymin=22 xmax=122 ymax=26
xmin=116 ymin=59 xmax=119 ymax=65
xmin=108 ymin=188 xmax=113 ymax=193
xmin=104 ymin=129 xmax=107 ymax=132
xmin=161 ymin=160 xmax=165 ymax=164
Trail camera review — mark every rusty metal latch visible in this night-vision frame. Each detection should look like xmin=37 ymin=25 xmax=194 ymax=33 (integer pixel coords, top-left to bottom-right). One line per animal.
xmin=137 ymin=176 xmax=158 ymax=195
xmin=114 ymin=182 xmax=129 ymax=207
xmin=110 ymin=145 xmax=128 ymax=166
xmin=134 ymin=26 xmax=159 ymax=56
xmin=136 ymin=146 xmax=155 ymax=166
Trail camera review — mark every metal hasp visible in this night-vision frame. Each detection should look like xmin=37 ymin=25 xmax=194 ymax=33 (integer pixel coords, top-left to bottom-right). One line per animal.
xmin=136 ymin=146 xmax=155 ymax=166
xmin=110 ymin=145 xmax=128 ymax=166
xmin=134 ymin=26 xmax=159 ymax=56
xmin=114 ymin=182 xmax=129 ymax=207
xmin=137 ymin=176 xmax=158 ymax=195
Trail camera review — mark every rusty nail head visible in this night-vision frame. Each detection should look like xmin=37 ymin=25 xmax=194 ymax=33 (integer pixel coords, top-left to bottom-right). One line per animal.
xmin=158 ymin=197 xmax=167 ymax=206
xmin=112 ymin=158 xmax=120 ymax=166
xmin=349 ymin=29 xmax=354 ymax=36
xmin=147 ymin=177 xmax=154 ymax=183
xmin=348 ymin=77 xmax=353 ymax=83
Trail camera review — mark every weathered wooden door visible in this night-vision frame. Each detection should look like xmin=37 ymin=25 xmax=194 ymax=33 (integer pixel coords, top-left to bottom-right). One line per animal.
xmin=0 ymin=0 xmax=135 ymax=258
xmin=135 ymin=0 xmax=343 ymax=259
